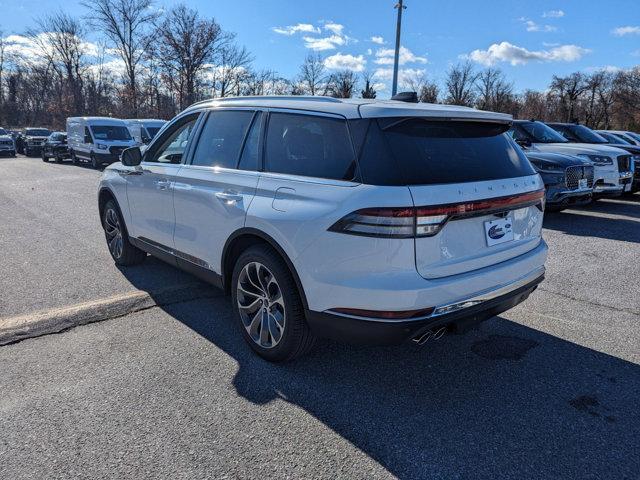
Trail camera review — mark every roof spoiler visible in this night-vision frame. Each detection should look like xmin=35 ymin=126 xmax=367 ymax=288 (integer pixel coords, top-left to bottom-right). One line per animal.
xmin=391 ymin=91 xmax=418 ymax=103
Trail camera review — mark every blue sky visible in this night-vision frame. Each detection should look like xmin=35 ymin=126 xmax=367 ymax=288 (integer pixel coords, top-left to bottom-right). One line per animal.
xmin=2 ymin=0 xmax=639 ymax=95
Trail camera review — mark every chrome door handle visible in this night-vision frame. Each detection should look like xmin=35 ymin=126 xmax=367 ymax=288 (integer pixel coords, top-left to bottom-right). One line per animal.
xmin=215 ymin=191 xmax=243 ymax=204
xmin=155 ymin=179 xmax=171 ymax=190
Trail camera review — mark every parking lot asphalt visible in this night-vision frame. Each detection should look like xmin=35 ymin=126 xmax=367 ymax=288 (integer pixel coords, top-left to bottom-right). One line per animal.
xmin=0 ymin=155 xmax=639 ymax=479
xmin=0 ymin=155 xmax=212 ymax=318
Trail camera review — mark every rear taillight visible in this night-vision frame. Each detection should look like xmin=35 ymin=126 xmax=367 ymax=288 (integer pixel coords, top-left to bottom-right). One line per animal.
xmin=329 ymin=189 xmax=545 ymax=238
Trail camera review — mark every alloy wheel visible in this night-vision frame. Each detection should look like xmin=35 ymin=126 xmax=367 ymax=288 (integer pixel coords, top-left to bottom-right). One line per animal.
xmin=236 ymin=262 xmax=286 ymax=349
xmin=104 ymin=208 xmax=123 ymax=259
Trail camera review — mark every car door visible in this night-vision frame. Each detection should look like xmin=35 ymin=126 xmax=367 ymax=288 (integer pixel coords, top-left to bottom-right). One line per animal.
xmin=126 ymin=113 xmax=200 ymax=252
xmin=172 ymin=108 xmax=262 ymax=274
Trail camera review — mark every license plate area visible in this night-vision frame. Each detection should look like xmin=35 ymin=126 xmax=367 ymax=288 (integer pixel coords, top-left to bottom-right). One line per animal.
xmin=484 ymin=217 xmax=514 ymax=246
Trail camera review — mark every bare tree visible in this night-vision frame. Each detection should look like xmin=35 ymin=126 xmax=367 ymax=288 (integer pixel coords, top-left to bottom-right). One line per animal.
xmin=360 ymin=71 xmax=376 ymax=99
xmin=444 ymin=61 xmax=477 ymax=106
xmin=517 ymin=90 xmax=549 ymax=121
xmin=28 ymin=12 xmax=87 ymax=118
xmin=549 ymin=72 xmax=587 ymax=122
xmin=475 ymin=68 xmax=514 ymax=112
xmin=326 ymin=70 xmax=358 ymax=98
xmin=0 ymin=32 xmax=5 ymax=123
xmin=153 ymin=4 xmax=222 ymax=110
xmin=213 ymin=40 xmax=252 ymax=97
xmin=82 ymin=0 xmax=160 ymax=116
xmin=299 ymin=54 xmax=326 ymax=95
xmin=403 ymin=71 xmax=439 ymax=103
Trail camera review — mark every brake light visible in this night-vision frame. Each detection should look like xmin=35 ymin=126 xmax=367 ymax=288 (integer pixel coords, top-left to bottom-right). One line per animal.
xmin=329 ymin=189 xmax=545 ymax=238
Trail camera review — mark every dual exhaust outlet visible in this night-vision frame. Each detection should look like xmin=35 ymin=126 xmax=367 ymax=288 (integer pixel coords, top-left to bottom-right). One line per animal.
xmin=412 ymin=326 xmax=448 ymax=346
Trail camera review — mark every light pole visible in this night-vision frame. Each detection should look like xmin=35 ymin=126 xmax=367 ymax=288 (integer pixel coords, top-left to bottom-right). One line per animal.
xmin=391 ymin=0 xmax=406 ymax=96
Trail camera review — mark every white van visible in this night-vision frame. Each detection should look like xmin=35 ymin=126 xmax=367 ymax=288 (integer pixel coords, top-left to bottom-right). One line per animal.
xmin=67 ymin=117 xmax=139 ymax=168
xmin=126 ymin=119 xmax=166 ymax=145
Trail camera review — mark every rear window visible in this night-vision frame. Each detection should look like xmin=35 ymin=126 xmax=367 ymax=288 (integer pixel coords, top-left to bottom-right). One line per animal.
xmin=265 ymin=113 xmax=357 ymax=181
xmin=357 ymin=119 xmax=535 ymax=186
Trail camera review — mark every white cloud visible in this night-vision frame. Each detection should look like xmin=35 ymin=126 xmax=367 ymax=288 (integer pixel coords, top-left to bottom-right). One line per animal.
xmin=612 ymin=26 xmax=640 ymax=36
xmin=370 ymin=36 xmax=385 ymax=45
xmin=632 ymin=50 xmax=640 ymax=57
xmin=366 ymin=48 xmax=372 ymax=55
xmin=2 ymin=33 xmax=102 ymax=65
xmin=522 ymin=19 xmax=557 ymax=32
xmin=374 ymin=46 xmax=427 ymax=65
xmin=323 ymin=22 xmax=344 ymax=35
xmin=373 ymin=67 xmax=426 ymax=83
xmin=542 ymin=10 xmax=564 ymax=18
xmin=465 ymin=41 xmax=590 ymax=66
xmin=324 ymin=53 xmax=366 ymax=72
xmin=302 ymin=34 xmax=346 ymax=51
xmin=272 ymin=23 xmax=320 ymax=35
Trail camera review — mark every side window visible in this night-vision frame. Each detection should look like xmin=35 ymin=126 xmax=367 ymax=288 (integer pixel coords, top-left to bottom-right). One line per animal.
xmin=146 ymin=115 xmax=198 ymax=164
xmin=191 ymin=110 xmax=254 ymax=168
xmin=84 ymin=127 xmax=93 ymax=143
xmin=238 ymin=112 xmax=262 ymax=171
xmin=554 ymin=126 xmax=576 ymax=141
xmin=265 ymin=113 xmax=356 ymax=181
xmin=509 ymin=125 xmax=529 ymax=142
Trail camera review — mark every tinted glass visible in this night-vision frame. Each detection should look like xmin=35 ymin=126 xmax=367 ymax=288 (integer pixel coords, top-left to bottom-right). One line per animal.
xmin=555 ymin=124 xmax=607 ymax=143
xmin=265 ymin=113 xmax=356 ymax=181
xmin=517 ymin=121 xmax=568 ymax=143
xmin=147 ymin=115 xmax=198 ymax=164
xmin=238 ymin=112 xmax=262 ymax=171
xmin=146 ymin=127 xmax=161 ymax=138
xmin=0 ymin=128 xmax=7 ymax=135
xmin=599 ymin=131 xmax=630 ymax=144
xmin=192 ymin=110 xmax=254 ymax=168
xmin=376 ymin=119 xmax=535 ymax=185
xmin=91 ymin=125 xmax=132 ymax=141
xmin=26 ymin=129 xmax=50 ymax=136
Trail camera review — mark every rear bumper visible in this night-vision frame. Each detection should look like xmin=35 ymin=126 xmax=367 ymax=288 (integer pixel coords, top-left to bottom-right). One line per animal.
xmin=306 ymin=269 xmax=544 ymax=345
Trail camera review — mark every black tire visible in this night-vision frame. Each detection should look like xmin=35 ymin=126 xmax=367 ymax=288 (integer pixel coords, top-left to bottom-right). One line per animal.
xmin=91 ymin=153 xmax=99 ymax=169
xmin=231 ymin=244 xmax=315 ymax=362
xmin=102 ymin=199 xmax=146 ymax=266
xmin=41 ymin=150 xmax=49 ymax=162
xmin=25 ymin=148 xmax=31 ymax=157
xmin=55 ymin=154 xmax=62 ymax=163
xmin=71 ymin=151 xmax=78 ymax=164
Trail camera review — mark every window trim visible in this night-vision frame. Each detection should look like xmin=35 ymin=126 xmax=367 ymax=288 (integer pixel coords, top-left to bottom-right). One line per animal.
xmin=262 ymin=108 xmax=361 ymax=184
xmin=142 ymin=111 xmax=202 ymax=165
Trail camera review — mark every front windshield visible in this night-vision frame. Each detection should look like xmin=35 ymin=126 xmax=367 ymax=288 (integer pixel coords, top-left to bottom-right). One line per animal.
xmin=90 ymin=125 xmax=132 ymax=141
xmin=25 ymin=129 xmax=50 ymax=136
xmin=146 ymin=127 xmax=161 ymax=138
xmin=519 ymin=121 xmax=568 ymax=143
xmin=600 ymin=131 xmax=630 ymax=144
xmin=568 ymin=125 xmax=608 ymax=144
xmin=626 ymin=132 xmax=640 ymax=143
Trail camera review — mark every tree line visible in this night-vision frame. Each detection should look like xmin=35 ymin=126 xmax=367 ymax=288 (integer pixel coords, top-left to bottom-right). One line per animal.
xmin=0 ymin=0 xmax=638 ymax=131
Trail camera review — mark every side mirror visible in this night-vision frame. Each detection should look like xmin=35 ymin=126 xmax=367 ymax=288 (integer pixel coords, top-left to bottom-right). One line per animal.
xmin=516 ymin=138 xmax=532 ymax=148
xmin=121 ymin=146 xmax=142 ymax=166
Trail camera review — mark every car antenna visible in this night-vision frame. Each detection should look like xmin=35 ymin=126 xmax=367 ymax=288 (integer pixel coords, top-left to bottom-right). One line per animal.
xmin=391 ymin=91 xmax=418 ymax=103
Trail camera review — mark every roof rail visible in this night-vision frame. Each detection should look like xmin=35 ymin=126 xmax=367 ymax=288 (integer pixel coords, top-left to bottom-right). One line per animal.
xmin=187 ymin=95 xmax=343 ymax=108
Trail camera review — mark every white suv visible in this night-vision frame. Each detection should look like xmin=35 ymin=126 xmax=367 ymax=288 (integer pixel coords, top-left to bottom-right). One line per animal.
xmin=98 ymin=96 xmax=547 ymax=361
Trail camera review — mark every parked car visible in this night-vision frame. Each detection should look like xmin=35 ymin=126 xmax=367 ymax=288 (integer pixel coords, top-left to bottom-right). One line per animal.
xmin=0 ymin=127 xmax=16 ymax=157
xmin=126 ymin=119 xmax=166 ymax=144
xmin=23 ymin=128 xmax=51 ymax=156
xmin=547 ymin=123 xmax=635 ymax=193
xmin=509 ymin=120 xmax=627 ymax=198
xmin=98 ymin=96 xmax=548 ymax=361
xmin=41 ymin=132 xmax=70 ymax=163
xmin=67 ymin=117 xmax=139 ymax=168
xmin=596 ymin=130 xmax=640 ymax=192
xmin=525 ymin=152 xmax=593 ymax=210
xmin=605 ymin=130 xmax=640 ymax=146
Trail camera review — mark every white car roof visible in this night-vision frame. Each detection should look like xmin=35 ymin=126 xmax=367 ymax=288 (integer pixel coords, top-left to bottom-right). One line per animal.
xmin=67 ymin=117 xmax=128 ymax=126
xmin=183 ymin=96 xmax=512 ymax=123
xmin=125 ymin=119 xmax=166 ymax=125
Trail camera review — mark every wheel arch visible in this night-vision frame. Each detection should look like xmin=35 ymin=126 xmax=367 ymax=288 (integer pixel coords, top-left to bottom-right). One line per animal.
xmin=221 ymin=228 xmax=309 ymax=311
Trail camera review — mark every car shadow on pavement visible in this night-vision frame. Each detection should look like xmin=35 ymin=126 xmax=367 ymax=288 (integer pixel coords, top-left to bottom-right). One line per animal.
xmin=578 ymin=197 xmax=640 ymax=219
xmin=155 ymin=296 xmax=640 ymax=480
xmin=543 ymin=210 xmax=640 ymax=244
